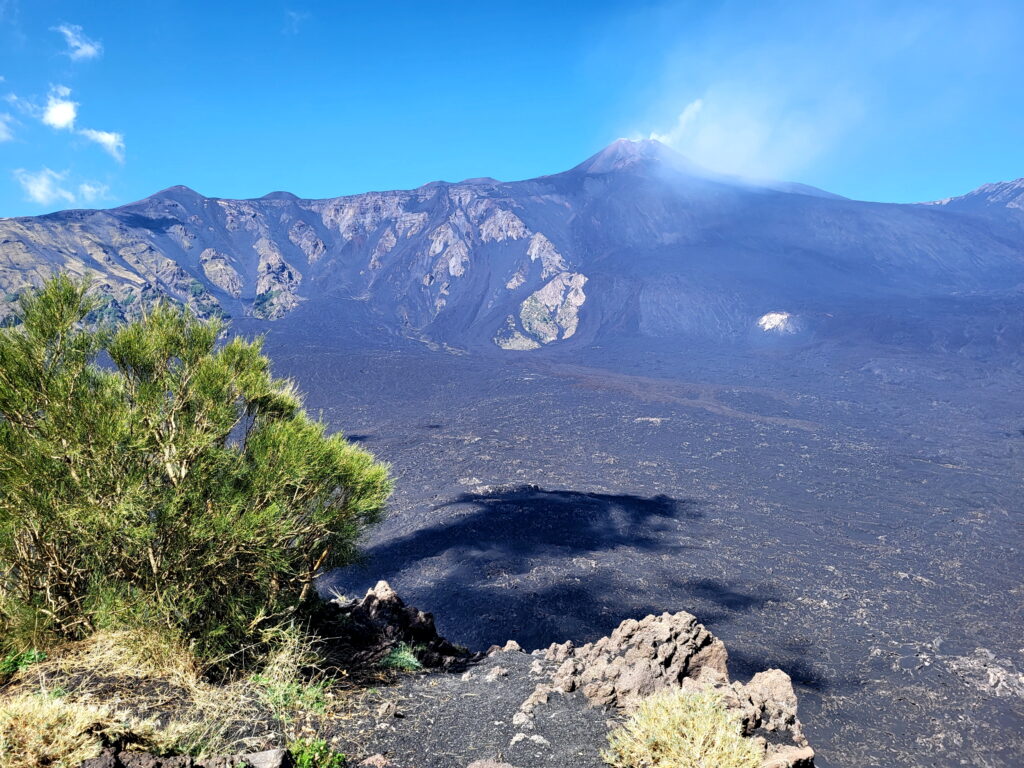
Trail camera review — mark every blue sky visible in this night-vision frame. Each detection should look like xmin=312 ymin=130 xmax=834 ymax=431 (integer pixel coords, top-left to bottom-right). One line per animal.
xmin=0 ymin=0 xmax=1021 ymax=216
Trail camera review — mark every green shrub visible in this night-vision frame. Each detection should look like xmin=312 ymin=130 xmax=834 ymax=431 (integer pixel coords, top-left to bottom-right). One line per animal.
xmin=289 ymin=738 xmax=347 ymax=768
xmin=0 ymin=650 xmax=45 ymax=679
xmin=602 ymin=688 xmax=761 ymax=768
xmin=0 ymin=275 xmax=392 ymax=661
xmin=379 ymin=642 xmax=422 ymax=672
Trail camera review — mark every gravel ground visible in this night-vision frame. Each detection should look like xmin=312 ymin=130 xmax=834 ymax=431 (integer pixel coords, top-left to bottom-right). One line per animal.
xmin=262 ymin=337 xmax=1024 ymax=768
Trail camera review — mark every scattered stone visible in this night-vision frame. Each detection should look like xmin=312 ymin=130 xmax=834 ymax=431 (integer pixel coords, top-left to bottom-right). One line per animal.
xmin=466 ymin=761 xmax=515 ymax=768
xmin=77 ymin=751 xmax=120 ymax=768
xmin=544 ymin=640 xmax=575 ymax=663
xmin=511 ymin=711 xmax=533 ymax=729
xmin=485 ymin=638 xmax=522 ymax=656
xmin=485 ymin=666 xmax=509 ymax=682
xmin=528 ymin=734 xmax=550 ymax=747
xmin=732 ymin=669 xmax=805 ymax=741
xmin=947 ymin=648 xmax=1024 ymax=698
xmin=762 ymin=745 xmax=816 ymax=768
xmin=357 ymin=755 xmax=391 ymax=768
xmin=232 ymin=751 xmax=290 ymax=768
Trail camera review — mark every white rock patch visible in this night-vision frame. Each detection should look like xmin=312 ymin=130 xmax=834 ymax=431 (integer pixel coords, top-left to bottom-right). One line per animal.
xmin=758 ymin=311 xmax=798 ymax=333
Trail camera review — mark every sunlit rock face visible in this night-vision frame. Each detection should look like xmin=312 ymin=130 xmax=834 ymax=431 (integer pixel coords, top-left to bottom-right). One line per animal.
xmin=495 ymin=272 xmax=588 ymax=349
xmin=1 ymin=140 xmax=1022 ymax=355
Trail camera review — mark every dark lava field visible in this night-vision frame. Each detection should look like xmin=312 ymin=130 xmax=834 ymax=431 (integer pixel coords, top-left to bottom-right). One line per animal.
xmin=253 ymin=333 xmax=1024 ymax=768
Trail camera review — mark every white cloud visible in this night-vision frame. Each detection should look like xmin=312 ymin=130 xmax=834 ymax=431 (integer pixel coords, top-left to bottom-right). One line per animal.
xmin=13 ymin=168 xmax=75 ymax=206
xmin=77 ymin=181 xmax=110 ymax=202
xmin=79 ymin=128 xmax=125 ymax=162
xmin=0 ymin=113 xmax=13 ymax=142
xmin=42 ymin=85 xmax=77 ymax=130
xmin=283 ymin=10 xmax=310 ymax=35
xmin=54 ymin=24 xmax=103 ymax=61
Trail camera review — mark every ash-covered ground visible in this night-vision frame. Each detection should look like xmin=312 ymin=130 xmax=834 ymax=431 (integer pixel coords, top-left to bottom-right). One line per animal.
xmin=262 ymin=334 xmax=1024 ymax=768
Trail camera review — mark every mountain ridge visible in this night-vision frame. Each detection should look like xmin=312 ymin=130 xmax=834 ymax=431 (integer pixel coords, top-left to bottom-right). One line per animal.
xmin=1 ymin=139 xmax=1022 ymax=355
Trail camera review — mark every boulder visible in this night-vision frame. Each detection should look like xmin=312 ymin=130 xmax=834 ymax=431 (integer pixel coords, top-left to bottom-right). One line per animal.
xmin=545 ymin=611 xmax=729 ymax=709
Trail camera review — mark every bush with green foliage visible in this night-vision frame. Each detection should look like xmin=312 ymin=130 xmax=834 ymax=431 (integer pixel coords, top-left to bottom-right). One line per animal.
xmin=602 ymin=688 xmax=761 ymax=768
xmin=0 ymin=276 xmax=391 ymax=661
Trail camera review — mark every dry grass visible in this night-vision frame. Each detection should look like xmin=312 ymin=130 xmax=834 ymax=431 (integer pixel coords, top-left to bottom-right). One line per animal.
xmin=3 ymin=628 xmax=268 ymax=760
xmin=0 ymin=625 xmax=346 ymax=765
xmin=602 ymin=688 xmax=763 ymax=768
xmin=34 ymin=628 xmax=201 ymax=690
xmin=0 ymin=693 xmax=129 ymax=768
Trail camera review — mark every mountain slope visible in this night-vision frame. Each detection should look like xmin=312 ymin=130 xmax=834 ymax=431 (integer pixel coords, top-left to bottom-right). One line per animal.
xmin=1 ymin=139 xmax=1022 ymax=353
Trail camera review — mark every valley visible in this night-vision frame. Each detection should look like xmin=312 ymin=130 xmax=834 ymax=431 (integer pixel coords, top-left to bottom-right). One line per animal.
xmin=271 ymin=336 xmax=1024 ymax=768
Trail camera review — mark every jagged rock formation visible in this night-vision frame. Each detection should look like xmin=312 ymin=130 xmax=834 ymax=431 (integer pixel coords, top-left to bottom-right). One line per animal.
xmin=542 ymin=611 xmax=730 ymax=708
xmin=326 ymin=584 xmax=814 ymax=768
xmin=326 ymin=580 xmax=473 ymax=671
xmin=527 ymin=611 xmax=813 ymax=768
xmin=3 ymin=140 xmax=1023 ymax=355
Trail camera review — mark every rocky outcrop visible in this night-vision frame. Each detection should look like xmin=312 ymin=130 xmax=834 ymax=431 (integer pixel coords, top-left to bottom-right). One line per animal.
xmin=518 ymin=272 xmax=588 ymax=343
xmin=516 ymin=610 xmax=814 ymax=768
xmin=326 ymin=580 xmax=472 ymax=670
xmin=199 ymin=248 xmax=242 ymax=298
xmin=287 ymin=220 xmax=326 ymax=264
xmin=252 ymin=238 xmax=302 ymax=319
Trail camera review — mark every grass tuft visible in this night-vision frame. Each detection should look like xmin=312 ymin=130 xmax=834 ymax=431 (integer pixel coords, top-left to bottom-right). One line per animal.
xmin=0 ymin=624 xmax=349 ymax=764
xmin=37 ymin=629 xmax=199 ymax=689
xmin=251 ymin=624 xmax=332 ymax=719
xmin=5 ymin=628 xmax=261 ymax=758
xmin=289 ymin=737 xmax=347 ymax=768
xmin=601 ymin=688 xmax=762 ymax=768
xmin=378 ymin=643 xmax=422 ymax=672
